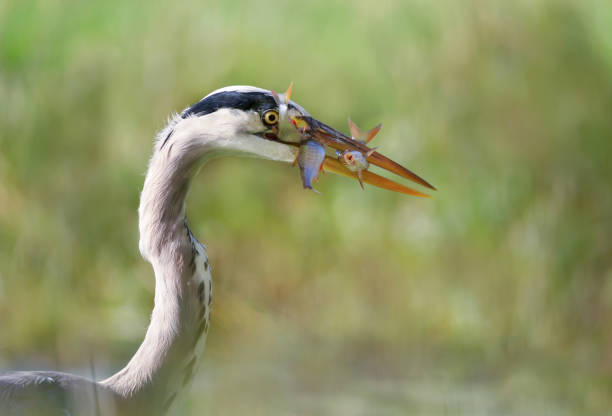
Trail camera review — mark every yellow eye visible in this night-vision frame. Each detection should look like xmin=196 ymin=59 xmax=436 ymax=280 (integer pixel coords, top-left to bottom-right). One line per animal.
xmin=263 ymin=110 xmax=279 ymax=125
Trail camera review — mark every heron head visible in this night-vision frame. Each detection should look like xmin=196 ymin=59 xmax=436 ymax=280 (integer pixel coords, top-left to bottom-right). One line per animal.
xmin=176 ymin=85 xmax=434 ymax=196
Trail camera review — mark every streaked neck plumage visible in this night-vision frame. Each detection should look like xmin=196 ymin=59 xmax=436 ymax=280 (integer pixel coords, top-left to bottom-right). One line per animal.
xmin=101 ymin=105 xmax=296 ymax=413
xmin=101 ymin=114 xmax=219 ymax=413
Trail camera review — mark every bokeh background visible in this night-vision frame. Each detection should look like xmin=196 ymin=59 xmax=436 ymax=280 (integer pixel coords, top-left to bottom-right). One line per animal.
xmin=1 ymin=0 xmax=612 ymax=414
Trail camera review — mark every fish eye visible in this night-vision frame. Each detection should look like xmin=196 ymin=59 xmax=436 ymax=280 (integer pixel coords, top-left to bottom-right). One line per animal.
xmin=262 ymin=110 xmax=279 ymax=126
xmin=345 ymin=154 xmax=354 ymax=161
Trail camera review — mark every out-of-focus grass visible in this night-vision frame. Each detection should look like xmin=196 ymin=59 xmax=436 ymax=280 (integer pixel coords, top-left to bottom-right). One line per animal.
xmin=1 ymin=0 xmax=612 ymax=414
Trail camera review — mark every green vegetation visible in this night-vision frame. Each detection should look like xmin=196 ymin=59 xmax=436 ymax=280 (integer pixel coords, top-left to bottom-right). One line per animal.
xmin=1 ymin=0 xmax=611 ymax=414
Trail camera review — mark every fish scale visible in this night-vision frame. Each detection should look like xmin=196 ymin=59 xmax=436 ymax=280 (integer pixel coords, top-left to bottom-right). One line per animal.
xmin=298 ymin=141 xmax=326 ymax=192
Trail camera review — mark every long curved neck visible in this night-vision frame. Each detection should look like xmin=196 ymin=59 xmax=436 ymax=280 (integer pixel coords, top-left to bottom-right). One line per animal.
xmin=101 ymin=115 xmax=215 ymax=412
xmin=101 ymin=110 xmax=296 ymax=413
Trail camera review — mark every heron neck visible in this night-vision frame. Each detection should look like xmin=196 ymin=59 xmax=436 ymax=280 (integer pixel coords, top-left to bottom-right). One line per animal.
xmin=101 ymin=117 xmax=213 ymax=412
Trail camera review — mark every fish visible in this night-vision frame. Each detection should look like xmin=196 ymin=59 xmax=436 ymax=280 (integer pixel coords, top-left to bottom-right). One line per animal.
xmin=272 ymin=84 xmax=326 ymax=191
xmin=282 ymin=86 xmax=435 ymax=195
xmin=337 ymin=120 xmax=381 ymax=189
xmin=289 ymin=114 xmax=435 ymax=191
xmin=297 ymin=140 xmax=326 ymax=193
xmin=270 ymin=82 xmax=302 ymax=143
xmin=337 ymin=148 xmax=376 ymax=189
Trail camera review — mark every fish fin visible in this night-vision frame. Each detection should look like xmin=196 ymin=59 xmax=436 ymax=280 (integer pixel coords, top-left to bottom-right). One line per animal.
xmin=348 ymin=119 xmax=382 ymax=143
xmin=285 ymin=82 xmax=293 ymax=102
xmin=292 ymin=154 xmax=299 ymax=167
xmin=366 ymin=148 xmax=377 ymax=157
xmin=364 ymin=123 xmax=382 ymax=143
xmin=302 ymin=181 xmax=321 ymax=194
xmin=348 ymin=118 xmax=364 ymax=141
xmin=357 ymin=170 xmax=365 ymax=190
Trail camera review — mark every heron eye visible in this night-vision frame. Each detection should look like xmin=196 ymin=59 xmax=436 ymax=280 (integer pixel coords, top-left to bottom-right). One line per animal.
xmin=262 ymin=110 xmax=279 ymax=126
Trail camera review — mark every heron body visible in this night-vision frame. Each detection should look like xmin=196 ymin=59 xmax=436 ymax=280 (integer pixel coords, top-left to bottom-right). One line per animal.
xmin=0 ymin=85 xmax=434 ymax=415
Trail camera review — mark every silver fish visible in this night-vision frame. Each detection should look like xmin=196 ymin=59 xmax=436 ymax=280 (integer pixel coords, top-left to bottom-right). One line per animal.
xmin=298 ymin=140 xmax=326 ymax=193
xmin=337 ymin=120 xmax=381 ymax=189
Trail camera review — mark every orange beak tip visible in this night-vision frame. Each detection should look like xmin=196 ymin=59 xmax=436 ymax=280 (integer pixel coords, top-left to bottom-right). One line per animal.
xmin=322 ymin=157 xmax=432 ymax=198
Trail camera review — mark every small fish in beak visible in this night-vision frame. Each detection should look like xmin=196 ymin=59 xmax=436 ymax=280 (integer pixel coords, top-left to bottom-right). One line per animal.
xmin=338 ymin=149 xmax=370 ymax=172
xmin=270 ymin=83 xmax=325 ymax=193
xmin=273 ymin=83 xmax=435 ymax=196
xmin=271 ymin=83 xmax=327 ymax=191
xmin=337 ymin=120 xmax=381 ymax=189
xmin=271 ymin=82 xmax=301 ymax=143
xmin=337 ymin=149 xmax=373 ymax=189
xmin=297 ymin=140 xmax=326 ymax=192
xmin=289 ymin=114 xmax=435 ymax=196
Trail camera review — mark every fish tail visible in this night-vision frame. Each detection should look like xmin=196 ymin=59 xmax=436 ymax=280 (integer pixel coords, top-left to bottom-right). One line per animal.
xmin=302 ymin=165 xmax=320 ymax=188
xmin=285 ymin=82 xmax=293 ymax=101
xmin=348 ymin=119 xmax=382 ymax=143
xmin=357 ymin=171 xmax=365 ymax=190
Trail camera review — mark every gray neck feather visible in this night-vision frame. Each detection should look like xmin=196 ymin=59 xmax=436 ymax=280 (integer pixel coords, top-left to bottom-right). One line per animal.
xmin=101 ymin=114 xmax=216 ymax=409
xmin=100 ymin=109 xmax=296 ymax=412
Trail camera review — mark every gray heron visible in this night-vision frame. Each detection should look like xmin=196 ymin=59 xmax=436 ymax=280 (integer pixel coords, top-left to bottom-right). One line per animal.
xmin=0 ymin=85 xmax=434 ymax=415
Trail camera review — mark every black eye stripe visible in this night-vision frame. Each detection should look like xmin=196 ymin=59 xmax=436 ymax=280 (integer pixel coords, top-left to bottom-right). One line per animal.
xmin=181 ymin=91 xmax=277 ymax=119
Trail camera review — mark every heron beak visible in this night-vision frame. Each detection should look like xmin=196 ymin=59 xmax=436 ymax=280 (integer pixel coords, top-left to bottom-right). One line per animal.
xmin=288 ymin=115 xmax=436 ymax=197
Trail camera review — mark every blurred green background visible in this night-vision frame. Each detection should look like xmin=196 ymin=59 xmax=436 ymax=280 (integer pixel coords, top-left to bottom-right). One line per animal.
xmin=1 ymin=0 xmax=612 ymax=414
